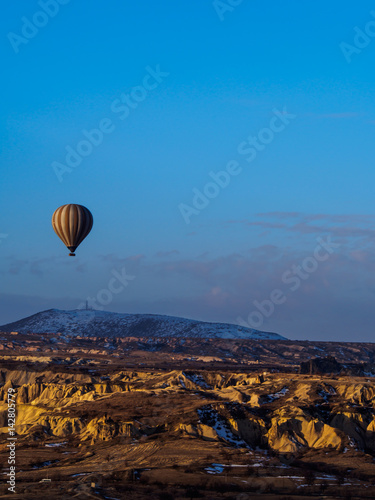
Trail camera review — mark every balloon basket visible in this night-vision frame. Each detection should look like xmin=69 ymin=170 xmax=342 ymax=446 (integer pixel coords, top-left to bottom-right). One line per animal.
xmin=69 ymin=253 xmax=76 ymax=257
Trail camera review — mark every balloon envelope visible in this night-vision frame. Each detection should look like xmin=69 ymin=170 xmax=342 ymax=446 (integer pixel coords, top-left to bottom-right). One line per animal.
xmin=52 ymin=204 xmax=93 ymax=256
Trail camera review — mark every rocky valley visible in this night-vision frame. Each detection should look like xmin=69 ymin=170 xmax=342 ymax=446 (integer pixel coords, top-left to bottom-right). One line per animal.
xmin=0 ymin=313 xmax=374 ymax=499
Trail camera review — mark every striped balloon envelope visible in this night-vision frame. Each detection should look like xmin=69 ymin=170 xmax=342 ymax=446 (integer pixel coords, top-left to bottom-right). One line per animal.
xmin=52 ymin=204 xmax=93 ymax=256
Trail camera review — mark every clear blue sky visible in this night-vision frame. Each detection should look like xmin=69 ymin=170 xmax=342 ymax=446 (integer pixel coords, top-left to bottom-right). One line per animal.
xmin=1 ymin=0 xmax=375 ymax=341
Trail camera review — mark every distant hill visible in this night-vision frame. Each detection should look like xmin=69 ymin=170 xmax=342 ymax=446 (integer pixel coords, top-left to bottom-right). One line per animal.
xmin=0 ymin=309 xmax=287 ymax=340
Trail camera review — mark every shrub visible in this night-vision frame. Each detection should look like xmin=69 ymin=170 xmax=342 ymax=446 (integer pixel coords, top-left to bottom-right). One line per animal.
xmin=185 ymin=486 xmax=203 ymax=498
xmin=320 ymin=480 xmax=328 ymax=492
xmin=303 ymin=468 xmax=316 ymax=486
xmin=159 ymin=493 xmax=174 ymax=500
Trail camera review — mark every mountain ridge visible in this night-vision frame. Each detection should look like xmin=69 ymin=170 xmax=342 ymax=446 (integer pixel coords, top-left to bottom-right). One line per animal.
xmin=0 ymin=308 xmax=286 ymax=340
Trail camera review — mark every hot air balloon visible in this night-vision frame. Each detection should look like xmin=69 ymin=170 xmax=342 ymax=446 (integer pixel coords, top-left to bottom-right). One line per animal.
xmin=52 ymin=204 xmax=93 ymax=256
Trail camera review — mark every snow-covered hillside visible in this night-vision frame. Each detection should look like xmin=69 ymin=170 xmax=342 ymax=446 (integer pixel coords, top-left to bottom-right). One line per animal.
xmin=0 ymin=309 xmax=287 ymax=340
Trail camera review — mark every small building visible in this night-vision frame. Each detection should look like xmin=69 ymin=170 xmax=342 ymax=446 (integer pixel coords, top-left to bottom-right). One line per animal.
xmin=89 ymin=475 xmax=103 ymax=488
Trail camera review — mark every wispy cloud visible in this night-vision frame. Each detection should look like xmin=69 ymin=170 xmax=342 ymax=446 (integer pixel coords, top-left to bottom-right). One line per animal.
xmin=6 ymin=242 xmax=374 ymax=341
xmin=3 ymin=255 xmax=90 ymax=277
xmin=155 ymin=250 xmax=180 ymax=258
xmin=305 ymin=112 xmax=363 ymax=119
xmin=226 ymin=212 xmax=375 ymax=244
xmin=2 ymin=217 xmax=375 ymax=342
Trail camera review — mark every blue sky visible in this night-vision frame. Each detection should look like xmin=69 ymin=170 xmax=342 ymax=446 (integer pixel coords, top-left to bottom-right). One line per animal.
xmin=1 ymin=1 xmax=375 ymax=341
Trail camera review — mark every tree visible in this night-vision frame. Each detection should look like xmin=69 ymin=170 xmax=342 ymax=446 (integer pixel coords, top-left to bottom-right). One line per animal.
xmin=336 ymin=469 xmax=346 ymax=486
xmin=159 ymin=493 xmax=174 ymax=500
xmin=185 ymin=486 xmax=203 ymax=499
xmin=303 ymin=468 xmax=316 ymax=486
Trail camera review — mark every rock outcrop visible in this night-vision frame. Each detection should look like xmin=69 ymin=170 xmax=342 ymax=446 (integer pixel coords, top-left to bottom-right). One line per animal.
xmin=267 ymin=407 xmax=345 ymax=453
xmin=0 ymin=367 xmax=374 ymax=457
xmin=299 ymin=356 xmax=342 ymax=375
